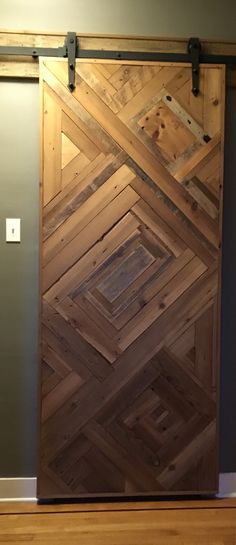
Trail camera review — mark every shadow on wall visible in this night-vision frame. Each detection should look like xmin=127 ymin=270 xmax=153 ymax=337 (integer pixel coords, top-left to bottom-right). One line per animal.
xmin=220 ymin=87 xmax=236 ymax=472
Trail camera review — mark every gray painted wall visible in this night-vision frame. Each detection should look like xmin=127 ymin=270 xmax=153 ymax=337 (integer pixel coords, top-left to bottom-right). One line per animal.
xmin=1 ymin=0 xmax=236 ymax=40
xmin=0 ymin=0 xmax=236 ymax=477
xmin=0 ymin=82 xmax=39 ymax=476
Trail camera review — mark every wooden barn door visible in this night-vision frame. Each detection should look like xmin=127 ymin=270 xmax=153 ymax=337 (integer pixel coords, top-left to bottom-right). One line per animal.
xmin=38 ymin=58 xmax=225 ymax=498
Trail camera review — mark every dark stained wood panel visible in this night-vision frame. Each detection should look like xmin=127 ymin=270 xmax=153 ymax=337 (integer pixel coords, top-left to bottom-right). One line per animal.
xmin=38 ymin=59 xmax=225 ymax=498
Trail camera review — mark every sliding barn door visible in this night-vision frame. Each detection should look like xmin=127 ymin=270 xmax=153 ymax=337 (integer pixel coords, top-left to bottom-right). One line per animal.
xmin=38 ymin=58 xmax=225 ymax=498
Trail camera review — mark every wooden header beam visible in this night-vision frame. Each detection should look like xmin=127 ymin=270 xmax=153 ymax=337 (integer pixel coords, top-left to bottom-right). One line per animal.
xmin=0 ymin=30 xmax=236 ymax=86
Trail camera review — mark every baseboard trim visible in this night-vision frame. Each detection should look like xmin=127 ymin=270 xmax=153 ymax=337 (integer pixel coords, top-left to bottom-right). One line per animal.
xmin=0 ymin=478 xmax=36 ymax=501
xmin=218 ymin=473 xmax=236 ymax=498
xmin=0 ymin=474 xmax=235 ymax=501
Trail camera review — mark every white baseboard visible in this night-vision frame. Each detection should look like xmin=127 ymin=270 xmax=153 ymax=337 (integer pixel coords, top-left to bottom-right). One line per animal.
xmin=0 ymin=478 xmax=36 ymax=501
xmin=218 ymin=473 xmax=236 ymax=498
xmin=0 ymin=474 xmax=235 ymax=501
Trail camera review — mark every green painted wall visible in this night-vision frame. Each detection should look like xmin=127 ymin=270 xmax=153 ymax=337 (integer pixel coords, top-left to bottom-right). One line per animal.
xmin=0 ymin=82 xmax=39 ymax=476
xmin=0 ymin=0 xmax=235 ymax=477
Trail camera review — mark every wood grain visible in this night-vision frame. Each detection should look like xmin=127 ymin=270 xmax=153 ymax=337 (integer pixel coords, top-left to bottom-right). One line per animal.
xmin=38 ymin=59 xmax=225 ymax=499
xmin=0 ymin=500 xmax=235 ymax=545
xmin=0 ymin=30 xmax=235 ymax=88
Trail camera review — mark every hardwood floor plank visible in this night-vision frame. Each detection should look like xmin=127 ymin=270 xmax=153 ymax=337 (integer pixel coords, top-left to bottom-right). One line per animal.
xmin=0 ymin=503 xmax=235 ymax=545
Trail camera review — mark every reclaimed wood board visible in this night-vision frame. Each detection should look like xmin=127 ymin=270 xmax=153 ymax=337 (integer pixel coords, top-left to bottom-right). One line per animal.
xmin=38 ymin=59 xmax=225 ymax=498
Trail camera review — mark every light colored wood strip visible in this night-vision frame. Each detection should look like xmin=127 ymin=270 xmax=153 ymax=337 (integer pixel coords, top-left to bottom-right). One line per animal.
xmin=44 ymin=152 xmax=106 ymax=217
xmin=1 ymin=30 xmax=236 ymax=54
xmin=61 ymin=152 xmax=90 ymax=189
xmin=0 ymin=497 xmax=235 ymax=513
xmin=60 ymin=297 xmax=121 ymax=363
xmin=0 ymin=59 xmax=39 ymax=77
xmin=117 ymin=256 xmax=207 ymax=350
xmin=95 ymin=63 xmax=121 ymax=79
xmin=109 ymin=65 xmax=141 ymax=91
xmin=113 ymin=248 xmax=194 ymax=330
xmin=130 ymin=176 xmax=216 ymax=267
xmin=62 ymin=111 xmax=100 ymax=160
xmin=161 ymin=90 xmax=206 ymax=143
xmin=77 ymin=64 xmax=119 ymax=112
xmin=43 ymin=86 xmax=61 ymax=205
xmin=61 ymin=133 xmax=79 ymax=169
xmin=43 ymin=152 xmax=127 ymax=239
xmin=131 ymin=199 xmax=185 ymax=257
xmin=44 ymin=60 xmax=221 ymax=248
xmin=1 ymin=57 xmax=235 ymax=90
xmin=43 ymin=164 xmax=136 ymax=265
xmin=42 ymin=186 xmax=140 ymax=292
xmin=42 ymin=70 xmax=122 ymax=157
xmin=0 ymin=505 xmax=236 ymax=545
xmin=184 ymin=180 xmax=218 ymax=220
xmin=44 ymin=213 xmax=139 ymax=304
xmin=203 ymin=68 xmax=224 ymax=137
xmin=174 ymin=133 xmax=221 ymax=182
xmin=117 ymin=66 xmax=179 ymax=122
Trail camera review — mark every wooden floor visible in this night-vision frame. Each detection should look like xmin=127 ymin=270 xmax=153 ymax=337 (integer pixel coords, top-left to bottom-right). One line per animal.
xmin=0 ymin=499 xmax=236 ymax=544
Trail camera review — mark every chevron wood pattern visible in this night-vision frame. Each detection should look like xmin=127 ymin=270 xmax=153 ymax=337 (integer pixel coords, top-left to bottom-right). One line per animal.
xmin=38 ymin=59 xmax=225 ymax=498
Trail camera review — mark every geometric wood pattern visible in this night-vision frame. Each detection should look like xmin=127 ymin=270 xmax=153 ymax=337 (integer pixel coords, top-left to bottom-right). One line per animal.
xmin=38 ymin=59 xmax=225 ymax=498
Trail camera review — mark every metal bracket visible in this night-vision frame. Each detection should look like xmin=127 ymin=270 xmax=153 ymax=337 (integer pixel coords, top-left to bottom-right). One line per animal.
xmin=2 ymin=33 xmax=236 ymax=97
xmin=188 ymin=37 xmax=201 ymax=96
xmin=65 ymin=32 xmax=77 ymax=92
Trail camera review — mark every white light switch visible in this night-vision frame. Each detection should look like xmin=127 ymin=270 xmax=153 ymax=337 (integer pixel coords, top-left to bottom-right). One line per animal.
xmin=6 ymin=218 xmax=21 ymax=242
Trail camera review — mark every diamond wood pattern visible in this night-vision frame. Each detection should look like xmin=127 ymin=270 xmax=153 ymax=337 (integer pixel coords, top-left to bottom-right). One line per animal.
xmin=38 ymin=59 xmax=225 ymax=498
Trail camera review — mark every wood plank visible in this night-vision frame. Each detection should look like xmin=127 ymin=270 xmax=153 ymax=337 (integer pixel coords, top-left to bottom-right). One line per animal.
xmin=132 ymin=199 xmax=185 ymax=257
xmin=41 ymin=371 xmax=83 ymax=423
xmin=41 ymin=269 xmax=217 ymax=463
xmin=61 ymin=152 xmax=90 ymax=189
xmin=158 ymin=420 xmax=216 ymax=488
xmin=59 ymin=297 xmax=121 ymax=363
xmin=174 ymin=133 xmax=221 ymax=182
xmin=44 ymin=152 xmax=127 ymax=238
xmin=117 ymin=256 xmax=207 ymax=350
xmin=61 ymin=111 xmax=100 ymax=160
xmin=0 ymin=505 xmax=236 ymax=545
xmin=84 ymin=420 xmax=162 ymax=491
xmin=44 ymin=213 xmax=139 ymax=304
xmin=117 ymin=66 xmax=179 ymax=122
xmin=130 ymin=176 xmax=216 ymax=266
xmin=42 ymin=73 xmax=123 ymax=158
xmin=112 ymin=249 xmax=194 ymax=330
xmin=61 ymin=133 xmax=79 ymax=169
xmin=195 ymin=306 xmax=213 ymax=388
xmin=43 ymin=164 xmax=136 ymax=265
xmin=1 ymin=29 xmax=236 ymax=55
xmin=46 ymin=60 xmax=220 ymax=248
xmin=0 ymin=30 xmax=235 ymax=88
xmin=43 ymin=186 xmax=140 ymax=292
xmin=203 ymin=68 xmax=224 ymax=137
xmin=39 ymin=58 xmax=224 ymax=498
xmin=43 ymin=87 xmax=61 ymax=205
xmin=0 ymin=499 xmax=235 ymax=514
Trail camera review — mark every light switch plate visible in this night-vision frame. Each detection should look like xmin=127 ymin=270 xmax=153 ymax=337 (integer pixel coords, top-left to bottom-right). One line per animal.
xmin=6 ymin=218 xmax=21 ymax=243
